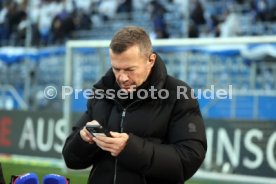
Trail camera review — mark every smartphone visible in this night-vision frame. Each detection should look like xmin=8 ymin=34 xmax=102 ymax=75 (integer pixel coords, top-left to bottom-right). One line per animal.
xmin=86 ymin=124 xmax=111 ymax=137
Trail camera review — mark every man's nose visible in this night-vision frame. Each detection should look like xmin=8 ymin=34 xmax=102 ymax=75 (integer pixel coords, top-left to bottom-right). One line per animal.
xmin=119 ymin=72 xmax=129 ymax=82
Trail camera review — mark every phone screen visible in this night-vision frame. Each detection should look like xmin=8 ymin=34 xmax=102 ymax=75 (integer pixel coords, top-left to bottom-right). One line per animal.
xmin=86 ymin=125 xmax=110 ymax=137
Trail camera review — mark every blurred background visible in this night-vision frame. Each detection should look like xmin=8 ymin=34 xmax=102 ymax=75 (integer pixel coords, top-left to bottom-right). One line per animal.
xmin=0 ymin=0 xmax=275 ymax=184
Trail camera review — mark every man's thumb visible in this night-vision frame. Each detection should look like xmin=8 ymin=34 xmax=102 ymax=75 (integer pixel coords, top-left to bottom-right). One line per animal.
xmin=110 ymin=131 xmax=120 ymax=137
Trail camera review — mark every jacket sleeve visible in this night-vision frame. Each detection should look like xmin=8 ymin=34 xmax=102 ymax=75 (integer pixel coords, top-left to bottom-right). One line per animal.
xmin=117 ymin=96 xmax=207 ymax=182
xmin=62 ymin=100 xmax=101 ymax=169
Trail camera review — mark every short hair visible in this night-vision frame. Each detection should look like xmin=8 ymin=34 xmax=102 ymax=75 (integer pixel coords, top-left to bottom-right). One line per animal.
xmin=109 ymin=26 xmax=152 ymax=57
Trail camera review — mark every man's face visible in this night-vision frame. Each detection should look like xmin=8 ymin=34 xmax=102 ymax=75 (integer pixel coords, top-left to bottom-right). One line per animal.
xmin=110 ymin=45 xmax=155 ymax=91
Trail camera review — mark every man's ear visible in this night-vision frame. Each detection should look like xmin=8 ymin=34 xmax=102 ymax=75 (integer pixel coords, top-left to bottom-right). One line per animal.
xmin=149 ymin=53 xmax=156 ymax=65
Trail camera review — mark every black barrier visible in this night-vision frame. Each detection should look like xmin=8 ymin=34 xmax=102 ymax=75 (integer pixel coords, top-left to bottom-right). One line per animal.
xmin=0 ymin=111 xmax=275 ymax=177
xmin=0 ymin=110 xmax=81 ymax=158
xmin=203 ymin=119 xmax=276 ymax=177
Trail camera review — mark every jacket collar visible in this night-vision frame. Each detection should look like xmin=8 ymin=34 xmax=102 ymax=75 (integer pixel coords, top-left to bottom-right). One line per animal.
xmin=93 ymin=53 xmax=167 ymax=90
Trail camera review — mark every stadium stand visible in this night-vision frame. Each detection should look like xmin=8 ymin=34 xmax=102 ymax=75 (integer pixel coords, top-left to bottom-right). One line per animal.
xmin=1 ymin=0 xmax=276 ymax=45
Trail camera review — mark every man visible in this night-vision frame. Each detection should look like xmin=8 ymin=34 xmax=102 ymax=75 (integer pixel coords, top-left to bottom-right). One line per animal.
xmin=62 ymin=26 xmax=207 ymax=184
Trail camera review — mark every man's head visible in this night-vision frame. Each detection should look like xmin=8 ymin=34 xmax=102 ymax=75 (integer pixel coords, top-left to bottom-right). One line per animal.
xmin=109 ymin=26 xmax=156 ymax=91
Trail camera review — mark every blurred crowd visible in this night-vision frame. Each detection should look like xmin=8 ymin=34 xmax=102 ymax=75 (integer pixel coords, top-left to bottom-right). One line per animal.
xmin=0 ymin=0 xmax=144 ymax=46
xmin=0 ymin=0 xmax=276 ymax=47
xmin=188 ymin=0 xmax=276 ymax=38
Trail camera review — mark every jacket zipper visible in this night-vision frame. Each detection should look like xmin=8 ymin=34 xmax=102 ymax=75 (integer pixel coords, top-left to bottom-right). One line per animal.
xmin=92 ymin=87 xmax=151 ymax=184
xmin=112 ymin=98 xmax=142 ymax=184
xmin=120 ymin=109 xmax=126 ymax=132
xmin=113 ymin=109 xmax=126 ymax=184
xmin=95 ymin=89 xmax=142 ymax=184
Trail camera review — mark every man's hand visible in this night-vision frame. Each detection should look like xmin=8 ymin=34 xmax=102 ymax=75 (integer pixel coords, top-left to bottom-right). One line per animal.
xmin=93 ymin=132 xmax=129 ymax=157
xmin=80 ymin=120 xmax=100 ymax=144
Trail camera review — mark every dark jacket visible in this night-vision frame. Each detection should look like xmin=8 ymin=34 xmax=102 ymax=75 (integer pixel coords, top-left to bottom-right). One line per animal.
xmin=62 ymin=54 xmax=207 ymax=184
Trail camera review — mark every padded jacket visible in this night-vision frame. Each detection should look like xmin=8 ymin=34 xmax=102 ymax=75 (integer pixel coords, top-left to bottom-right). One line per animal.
xmin=62 ymin=54 xmax=207 ymax=184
